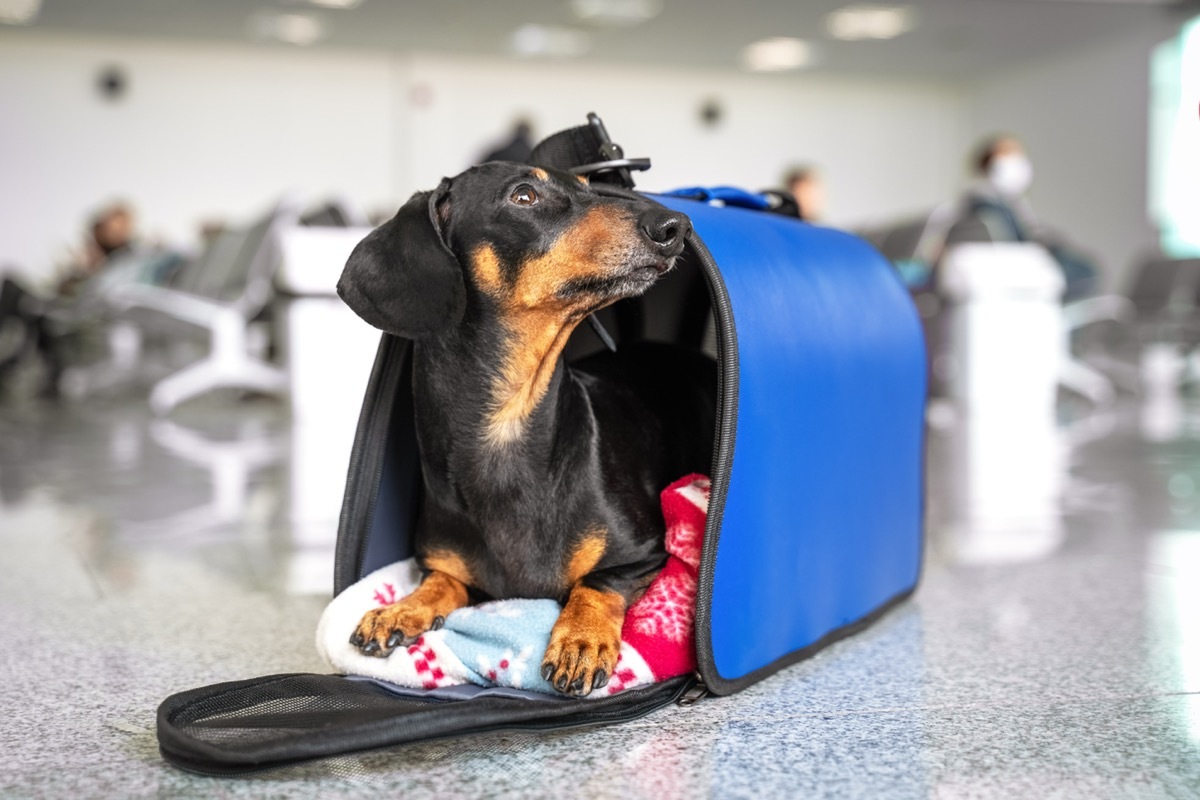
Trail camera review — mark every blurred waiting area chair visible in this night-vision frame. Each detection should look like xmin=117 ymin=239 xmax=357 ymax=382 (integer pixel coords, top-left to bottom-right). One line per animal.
xmin=92 ymin=197 xmax=367 ymax=413
xmin=865 ymin=210 xmax=1200 ymax=406
xmin=1069 ymin=254 xmax=1200 ymax=388
xmin=104 ymin=199 xmax=299 ymax=413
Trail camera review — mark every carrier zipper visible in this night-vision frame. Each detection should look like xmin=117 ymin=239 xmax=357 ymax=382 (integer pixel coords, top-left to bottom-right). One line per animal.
xmin=354 ymin=339 xmax=405 ymax=575
xmin=675 ymin=672 xmax=709 ymax=706
xmin=333 ymin=335 xmax=405 ymax=594
xmin=674 ymin=223 xmax=739 ymax=694
xmin=651 ymin=205 xmax=922 ymax=695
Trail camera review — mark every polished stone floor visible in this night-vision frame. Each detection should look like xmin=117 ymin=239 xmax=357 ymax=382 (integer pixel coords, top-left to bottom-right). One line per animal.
xmin=2 ymin=391 xmax=1200 ymax=799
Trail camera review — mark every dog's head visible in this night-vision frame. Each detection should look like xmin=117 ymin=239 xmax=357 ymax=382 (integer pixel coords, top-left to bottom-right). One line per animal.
xmin=337 ymin=161 xmax=691 ymax=340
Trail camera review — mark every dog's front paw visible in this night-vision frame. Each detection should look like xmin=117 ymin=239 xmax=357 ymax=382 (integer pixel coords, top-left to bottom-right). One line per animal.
xmin=350 ymin=601 xmax=445 ymax=658
xmin=541 ymin=587 xmax=625 ymax=697
xmin=351 ymin=569 xmax=469 ymax=657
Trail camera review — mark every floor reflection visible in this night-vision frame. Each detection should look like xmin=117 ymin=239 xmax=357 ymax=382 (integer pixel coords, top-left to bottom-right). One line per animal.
xmin=129 ymin=416 xmax=287 ymax=540
xmin=932 ymin=415 xmax=1066 ymax=566
xmin=1148 ymin=530 xmax=1200 ymax=745
xmin=3 ymin=379 xmax=1200 ymax=795
xmin=0 ymin=398 xmax=333 ymax=598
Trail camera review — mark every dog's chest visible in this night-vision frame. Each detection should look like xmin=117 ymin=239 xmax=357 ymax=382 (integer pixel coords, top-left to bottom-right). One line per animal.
xmin=470 ymin=515 xmax=576 ymax=601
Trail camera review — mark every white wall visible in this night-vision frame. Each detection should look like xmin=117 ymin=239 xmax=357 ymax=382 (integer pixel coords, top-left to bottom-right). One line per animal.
xmin=400 ymin=55 xmax=967 ymax=230
xmin=0 ymin=32 xmax=398 ymax=286
xmin=4 ymin=25 xmax=1175 ymax=292
xmin=966 ymin=21 xmax=1178 ymax=290
xmin=1 ymin=30 xmax=968 ymax=286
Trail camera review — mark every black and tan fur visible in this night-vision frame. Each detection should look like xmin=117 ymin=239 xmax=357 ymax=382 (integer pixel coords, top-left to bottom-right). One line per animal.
xmin=337 ymin=162 xmax=715 ymax=697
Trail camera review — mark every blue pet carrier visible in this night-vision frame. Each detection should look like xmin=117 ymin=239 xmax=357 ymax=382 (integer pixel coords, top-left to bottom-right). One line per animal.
xmin=656 ymin=191 xmax=926 ymax=692
xmin=156 ymin=116 xmax=926 ymax=774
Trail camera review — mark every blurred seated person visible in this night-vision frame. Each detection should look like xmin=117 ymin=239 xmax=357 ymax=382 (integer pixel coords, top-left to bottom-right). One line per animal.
xmin=763 ymin=165 xmax=826 ymax=222
xmin=0 ymin=202 xmax=180 ymax=397
xmin=58 ymin=202 xmax=136 ymax=296
xmin=66 ymin=202 xmax=184 ymax=297
xmin=786 ymin=166 xmax=826 ymax=223
xmin=479 ymin=119 xmax=535 ymax=165
xmin=945 ymin=135 xmax=1098 ymax=303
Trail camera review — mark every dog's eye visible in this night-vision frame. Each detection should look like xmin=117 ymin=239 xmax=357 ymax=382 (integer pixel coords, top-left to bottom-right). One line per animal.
xmin=510 ymin=184 xmax=539 ymax=207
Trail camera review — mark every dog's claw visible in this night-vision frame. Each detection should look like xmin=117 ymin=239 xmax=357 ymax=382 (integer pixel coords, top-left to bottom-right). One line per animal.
xmin=569 ymin=676 xmax=585 ymax=694
xmin=386 ymin=631 xmax=404 ymax=649
xmin=555 ymin=673 xmax=569 ymax=691
xmin=362 ymin=640 xmax=381 ymax=656
xmin=592 ymin=669 xmax=608 ymax=690
xmin=541 ymin=663 xmax=555 ymax=683
xmin=431 ymin=616 xmax=445 ymax=630
xmin=349 ymin=632 xmax=364 ymax=647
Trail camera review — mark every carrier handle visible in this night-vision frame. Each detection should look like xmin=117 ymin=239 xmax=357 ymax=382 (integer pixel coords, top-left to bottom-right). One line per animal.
xmin=530 ymin=112 xmax=651 ymax=189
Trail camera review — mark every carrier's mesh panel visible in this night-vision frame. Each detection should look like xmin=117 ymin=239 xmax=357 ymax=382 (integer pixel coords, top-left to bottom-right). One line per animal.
xmin=165 ymin=676 xmax=423 ymax=749
xmin=157 ymin=673 xmax=690 ymax=775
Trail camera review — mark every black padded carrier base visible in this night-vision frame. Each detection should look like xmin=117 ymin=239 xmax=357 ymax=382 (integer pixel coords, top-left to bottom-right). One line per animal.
xmin=157 ymin=673 xmax=692 ymax=776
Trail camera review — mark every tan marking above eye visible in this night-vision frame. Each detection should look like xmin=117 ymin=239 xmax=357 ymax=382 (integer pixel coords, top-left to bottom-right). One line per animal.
xmin=575 ymin=174 xmax=589 ymax=185
xmin=530 ymin=167 xmax=549 ymax=182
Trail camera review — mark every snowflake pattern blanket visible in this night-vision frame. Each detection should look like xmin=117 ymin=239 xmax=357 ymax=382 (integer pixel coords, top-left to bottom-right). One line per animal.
xmin=316 ymin=475 xmax=710 ymax=698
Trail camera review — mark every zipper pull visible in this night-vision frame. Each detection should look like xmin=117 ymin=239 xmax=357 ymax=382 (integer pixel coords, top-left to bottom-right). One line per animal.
xmin=676 ymin=673 xmax=709 ymax=706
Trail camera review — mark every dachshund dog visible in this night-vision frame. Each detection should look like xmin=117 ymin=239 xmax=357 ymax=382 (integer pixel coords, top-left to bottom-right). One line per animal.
xmin=337 ymin=161 xmax=715 ymax=697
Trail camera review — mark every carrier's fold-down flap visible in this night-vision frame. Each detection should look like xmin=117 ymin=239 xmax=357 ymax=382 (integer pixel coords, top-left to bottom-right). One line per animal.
xmin=157 ymin=673 xmax=693 ymax=775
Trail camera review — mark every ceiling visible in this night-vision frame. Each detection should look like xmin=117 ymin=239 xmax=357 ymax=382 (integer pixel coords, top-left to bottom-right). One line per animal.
xmin=11 ymin=0 xmax=1195 ymax=80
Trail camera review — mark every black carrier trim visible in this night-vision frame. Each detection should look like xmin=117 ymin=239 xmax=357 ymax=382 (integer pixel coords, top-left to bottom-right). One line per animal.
xmin=333 ymin=335 xmax=410 ymax=596
xmin=675 ymin=232 xmax=741 ymax=695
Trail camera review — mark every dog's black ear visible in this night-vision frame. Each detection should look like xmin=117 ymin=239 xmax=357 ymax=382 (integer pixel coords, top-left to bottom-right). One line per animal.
xmin=337 ymin=179 xmax=463 ymax=339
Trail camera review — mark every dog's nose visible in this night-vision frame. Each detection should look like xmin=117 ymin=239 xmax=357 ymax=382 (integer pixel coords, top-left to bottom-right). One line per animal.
xmin=639 ymin=209 xmax=690 ymax=256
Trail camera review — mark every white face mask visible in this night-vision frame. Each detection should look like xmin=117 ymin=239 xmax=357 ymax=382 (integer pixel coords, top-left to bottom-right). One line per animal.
xmin=988 ymin=154 xmax=1033 ymax=197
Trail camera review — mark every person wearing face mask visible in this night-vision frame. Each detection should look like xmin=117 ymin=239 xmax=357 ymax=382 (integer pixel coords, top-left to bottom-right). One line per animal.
xmin=944 ymin=135 xmax=1098 ymax=303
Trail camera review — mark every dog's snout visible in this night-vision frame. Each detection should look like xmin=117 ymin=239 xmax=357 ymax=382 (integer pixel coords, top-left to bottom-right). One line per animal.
xmin=638 ymin=209 xmax=690 ymax=256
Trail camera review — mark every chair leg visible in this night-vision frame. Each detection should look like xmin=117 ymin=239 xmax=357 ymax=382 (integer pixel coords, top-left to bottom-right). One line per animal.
xmin=1060 ymin=355 xmax=1116 ymax=406
xmin=149 ymin=306 xmax=289 ymax=414
xmin=230 ymin=357 xmax=288 ymax=394
xmin=150 ymin=357 xmax=224 ymax=414
xmin=149 ymin=354 xmax=287 ymax=414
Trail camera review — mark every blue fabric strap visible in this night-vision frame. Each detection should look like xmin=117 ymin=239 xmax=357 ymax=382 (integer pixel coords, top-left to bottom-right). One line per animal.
xmin=663 ymin=186 xmax=773 ymax=211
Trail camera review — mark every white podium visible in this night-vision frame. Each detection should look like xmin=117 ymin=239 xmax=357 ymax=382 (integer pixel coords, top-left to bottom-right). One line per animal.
xmin=277 ymin=226 xmax=380 ymax=592
xmin=939 ymin=242 xmax=1065 ymax=419
xmin=937 ymin=243 xmax=1066 ymax=564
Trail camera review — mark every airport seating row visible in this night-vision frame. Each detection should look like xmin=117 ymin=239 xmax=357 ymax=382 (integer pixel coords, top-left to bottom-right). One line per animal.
xmin=73 ymin=197 xmax=370 ymax=413
xmin=864 ymin=208 xmax=1200 ymax=404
